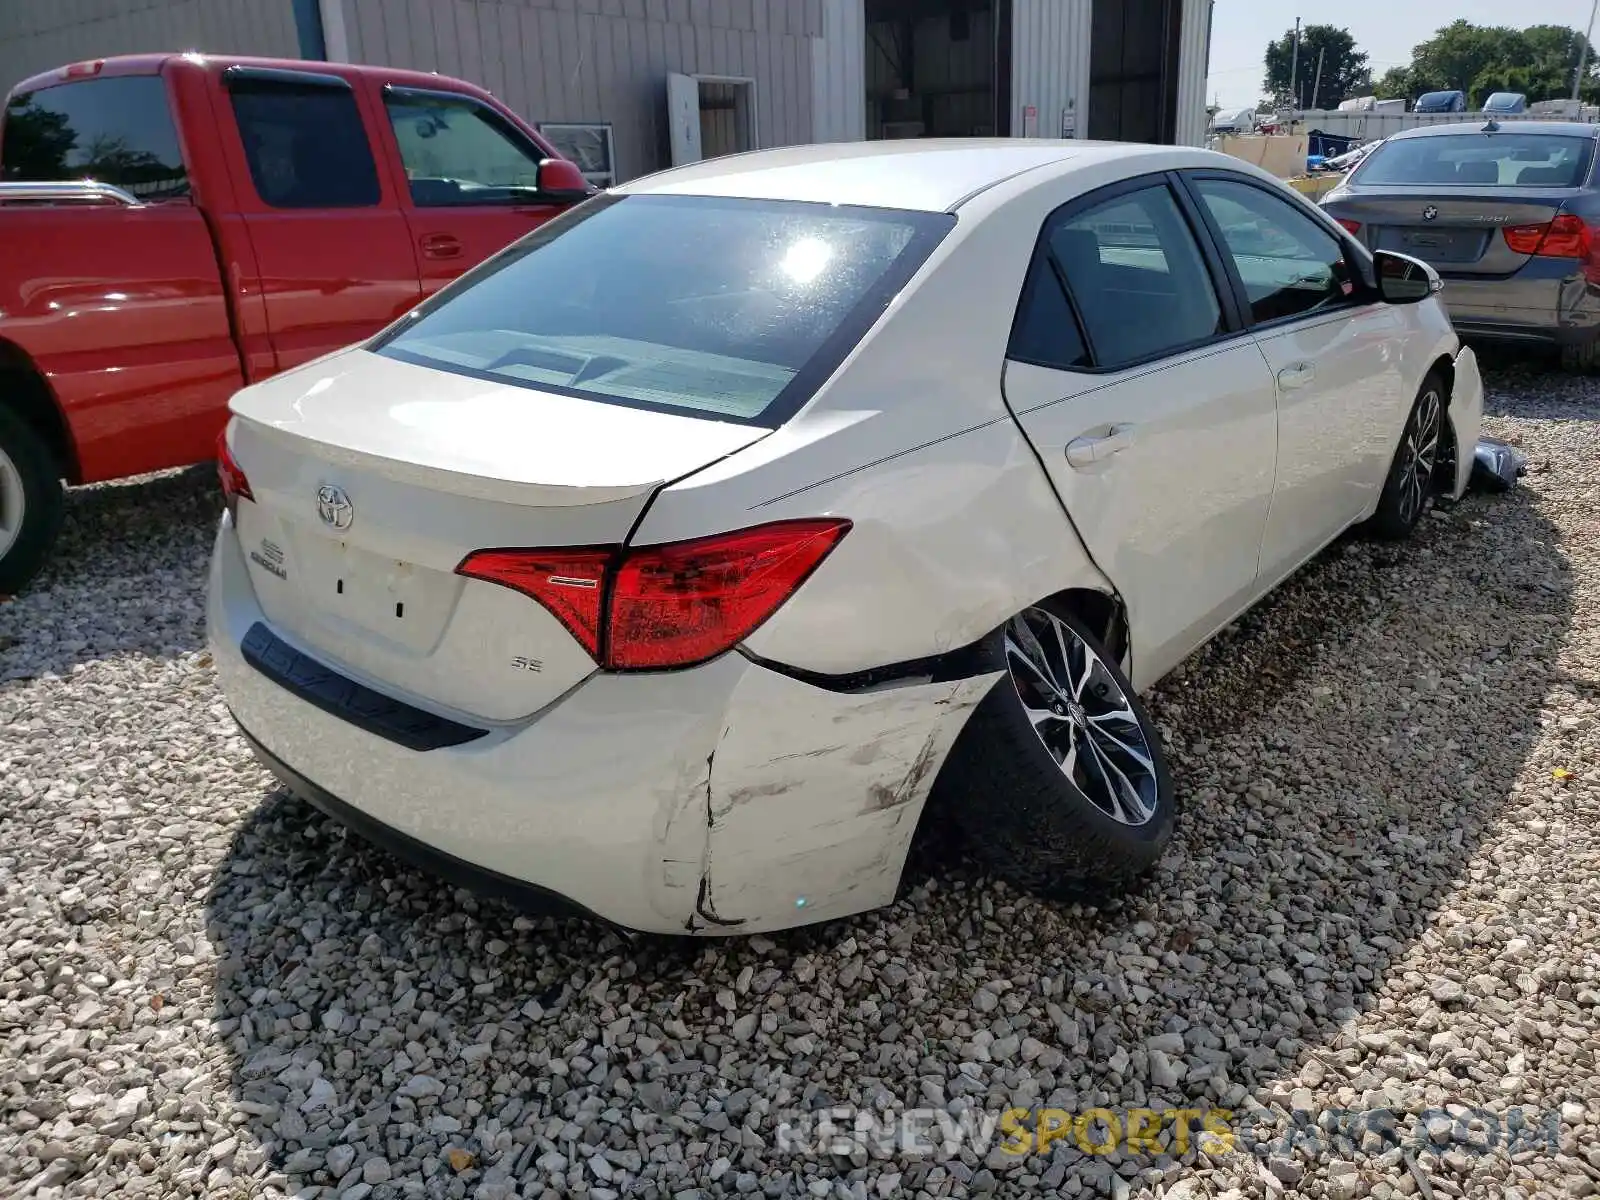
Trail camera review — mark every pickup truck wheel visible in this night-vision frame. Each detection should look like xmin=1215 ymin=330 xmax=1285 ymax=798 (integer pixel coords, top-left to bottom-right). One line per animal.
xmin=0 ymin=406 xmax=65 ymax=594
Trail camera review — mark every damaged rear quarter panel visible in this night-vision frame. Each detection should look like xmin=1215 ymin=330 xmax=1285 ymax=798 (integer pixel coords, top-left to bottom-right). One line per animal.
xmin=698 ymin=662 xmax=1002 ymax=931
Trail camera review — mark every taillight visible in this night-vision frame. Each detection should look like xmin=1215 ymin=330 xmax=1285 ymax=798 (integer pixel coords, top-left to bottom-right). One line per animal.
xmin=609 ymin=520 xmax=850 ymax=669
xmin=456 ymin=518 xmax=851 ymax=671
xmin=1334 ymin=218 xmax=1361 ymax=235
xmin=456 ymin=547 xmax=612 ymax=659
xmin=1504 ymin=222 xmax=1548 ymax=254
xmin=1505 ymin=213 xmax=1593 ymax=258
xmin=217 ymin=428 xmax=252 ymax=514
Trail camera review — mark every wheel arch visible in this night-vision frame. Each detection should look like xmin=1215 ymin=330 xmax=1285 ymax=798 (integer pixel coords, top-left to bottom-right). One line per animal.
xmin=1426 ymin=352 xmax=1458 ymax=492
xmin=1430 ymin=352 xmax=1456 ymax=405
xmin=0 ymin=339 xmax=78 ymax=484
xmin=1046 ymin=585 xmax=1131 ymax=667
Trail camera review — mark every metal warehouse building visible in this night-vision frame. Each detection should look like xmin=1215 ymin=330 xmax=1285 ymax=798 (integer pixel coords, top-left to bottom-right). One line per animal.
xmin=1 ymin=0 xmax=1215 ymax=182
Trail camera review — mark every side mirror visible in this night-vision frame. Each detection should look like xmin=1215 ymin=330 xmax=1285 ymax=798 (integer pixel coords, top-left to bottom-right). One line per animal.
xmin=1374 ymin=249 xmax=1442 ymax=304
xmin=535 ymin=157 xmax=592 ymax=205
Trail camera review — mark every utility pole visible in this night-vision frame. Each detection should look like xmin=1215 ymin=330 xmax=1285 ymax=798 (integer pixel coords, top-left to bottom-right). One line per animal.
xmin=1576 ymin=0 xmax=1599 ymax=101
xmin=1311 ymin=45 xmax=1325 ymax=110
xmin=1289 ymin=18 xmax=1302 ymax=110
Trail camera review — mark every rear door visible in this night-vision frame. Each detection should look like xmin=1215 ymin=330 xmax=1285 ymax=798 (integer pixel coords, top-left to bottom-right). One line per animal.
xmin=372 ymin=84 xmax=567 ymax=297
xmin=1001 ymin=176 xmax=1280 ymax=687
xmin=0 ymin=71 xmax=244 ymax=478
xmin=1184 ymin=171 xmax=1408 ymax=575
xmin=212 ymin=65 xmax=423 ymax=372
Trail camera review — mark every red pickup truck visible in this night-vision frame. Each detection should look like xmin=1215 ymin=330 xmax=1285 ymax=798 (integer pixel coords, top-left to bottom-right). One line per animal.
xmin=0 ymin=54 xmax=590 ymax=592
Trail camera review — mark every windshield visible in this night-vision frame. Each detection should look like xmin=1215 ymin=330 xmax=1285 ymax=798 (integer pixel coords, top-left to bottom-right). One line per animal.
xmin=1354 ymin=133 xmax=1594 ymax=187
xmin=372 ymin=194 xmax=953 ymax=426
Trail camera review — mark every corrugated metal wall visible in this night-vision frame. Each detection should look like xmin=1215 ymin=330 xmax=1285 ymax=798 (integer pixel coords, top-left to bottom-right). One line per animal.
xmin=810 ymin=0 xmax=863 ymax=143
xmin=1010 ymin=0 xmax=1090 ymax=141
xmin=337 ymin=0 xmax=821 ymax=182
xmin=1172 ymin=0 xmax=1211 ymax=146
xmin=0 ymin=0 xmax=300 ymax=94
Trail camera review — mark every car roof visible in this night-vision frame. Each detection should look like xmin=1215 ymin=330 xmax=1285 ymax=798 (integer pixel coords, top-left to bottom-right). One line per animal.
xmin=1389 ymin=120 xmax=1600 ymax=140
xmin=7 ymin=53 xmax=483 ymax=101
xmin=614 ymin=139 xmax=1198 ymax=213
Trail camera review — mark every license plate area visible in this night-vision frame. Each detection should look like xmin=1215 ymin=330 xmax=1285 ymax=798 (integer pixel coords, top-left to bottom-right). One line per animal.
xmin=290 ymin=530 xmax=460 ymax=653
xmin=1375 ymin=225 xmax=1491 ymax=264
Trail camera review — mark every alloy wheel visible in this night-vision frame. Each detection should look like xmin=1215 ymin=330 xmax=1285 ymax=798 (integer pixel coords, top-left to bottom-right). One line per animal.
xmin=1397 ymin=388 xmax=1442 ymax=526
xmin=1002 ymin=607 xmax=1159 ymax=827
xmin=0 ymin=442 xmax=25 ymax=560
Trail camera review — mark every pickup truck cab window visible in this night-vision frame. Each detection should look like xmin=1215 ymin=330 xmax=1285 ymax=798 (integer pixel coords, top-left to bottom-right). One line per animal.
xmin=1 ymin=76 xmax=188 ymax=199
xmin=224 ymin=73 xmax=380 ymax=209
xmin=383 ymin=89 xmax=546 ymax=207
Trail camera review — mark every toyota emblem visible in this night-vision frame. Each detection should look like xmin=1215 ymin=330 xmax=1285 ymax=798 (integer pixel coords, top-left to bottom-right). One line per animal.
xmin=1422 ymin=205 xmax=1439 ymax=222
xmin=316 ymin=484 xmax=354 ymax=530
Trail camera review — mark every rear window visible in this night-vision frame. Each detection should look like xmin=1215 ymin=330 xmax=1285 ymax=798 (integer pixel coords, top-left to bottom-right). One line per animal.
xmin=1 ymin=76 xmax=188 ymax=198
xmin=372 ymin=194 xmax=953 ymax=426
xmin=1355 ymin=133 xmax=1595 ymax=187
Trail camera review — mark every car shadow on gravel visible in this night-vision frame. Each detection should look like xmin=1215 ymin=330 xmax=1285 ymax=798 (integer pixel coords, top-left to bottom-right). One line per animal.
xmin=203 ymin=474 xmax=1572 ymax=1190
xmin=0 ymin=466 xmax=216 ymax=680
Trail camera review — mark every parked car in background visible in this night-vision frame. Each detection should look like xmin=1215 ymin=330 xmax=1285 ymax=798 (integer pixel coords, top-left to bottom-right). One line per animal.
xmin=1484 ymin=92 xmax=1528 ymax=115
xmin=1416 ymin=91 xmax=1468 ymax=114
xmin=0 ymin=54 xmax=590 ymax=592
xmin=1321 ymin=121 xmax=1600 ymax=370
xmin=210 ymin=140 xmax=1481 ymax=934
xmin=1209 ymin=106 xmax=1257 ymax=135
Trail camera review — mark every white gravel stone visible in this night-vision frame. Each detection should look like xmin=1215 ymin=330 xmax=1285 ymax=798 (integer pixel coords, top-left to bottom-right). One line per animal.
xmin=2 ymin=366 xmax=1599 ymax=1199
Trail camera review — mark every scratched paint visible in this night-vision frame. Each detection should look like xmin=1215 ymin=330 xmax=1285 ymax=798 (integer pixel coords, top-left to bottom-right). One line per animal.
xmin=699 ymin=665 xmax=1003 ymax=932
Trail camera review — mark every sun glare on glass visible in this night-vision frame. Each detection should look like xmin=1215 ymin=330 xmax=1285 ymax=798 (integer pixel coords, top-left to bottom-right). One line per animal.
xmin=779 ymin=237 xmax=833 ymax=284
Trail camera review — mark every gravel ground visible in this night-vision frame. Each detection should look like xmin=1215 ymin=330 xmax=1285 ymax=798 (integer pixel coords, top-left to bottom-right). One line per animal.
xmin=2 ymin=358 xmax=1599 ymax=1200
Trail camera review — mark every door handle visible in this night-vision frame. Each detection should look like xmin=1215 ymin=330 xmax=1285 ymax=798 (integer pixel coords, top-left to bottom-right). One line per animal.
xmin=1277 ymin=361 xmax=1316 ymax=390
xmin=419 ymin=233 xmax=463 ymax=260
xmin=1065 ymin=423 xmax=1137 ymax=469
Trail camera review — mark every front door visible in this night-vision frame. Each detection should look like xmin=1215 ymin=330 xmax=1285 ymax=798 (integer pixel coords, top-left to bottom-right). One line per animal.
xmin=375 ymin=85 xmax=568 ymax=298
xmin=1002 ymin=178 xmax=1280 ymax=688
xmin=217 ymin=66 xmax=423 ymax=372
xmin=1182 ymin=172 xmax=1408 ymax=581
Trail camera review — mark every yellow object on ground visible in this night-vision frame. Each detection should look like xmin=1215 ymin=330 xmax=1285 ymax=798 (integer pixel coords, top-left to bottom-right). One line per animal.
xmin=1287 ymin=175 xmax=1340 ymax=201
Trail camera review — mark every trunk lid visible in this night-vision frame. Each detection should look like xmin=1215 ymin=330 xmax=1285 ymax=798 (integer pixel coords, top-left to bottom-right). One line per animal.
xmin=228 ymin=349 xmax=767 ymax=722
xmin=1327 ymin=188 xmax=1579 ymax=275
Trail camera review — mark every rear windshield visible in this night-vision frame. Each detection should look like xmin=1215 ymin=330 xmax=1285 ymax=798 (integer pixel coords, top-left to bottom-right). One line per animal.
xmin=1355 ymin=133 xmax=1595 ymax=187
xmin=372 ymin=193 xmax=953 ymax=426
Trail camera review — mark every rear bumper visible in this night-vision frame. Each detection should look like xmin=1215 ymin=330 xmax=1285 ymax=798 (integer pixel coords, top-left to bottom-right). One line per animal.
xmin=207 ymin=513 xmax=999 ymax=935
xmin=1440 ymin=264 xmax=1600 ymax=346
xmin=238 ymin=725 xmax=598 ymax=920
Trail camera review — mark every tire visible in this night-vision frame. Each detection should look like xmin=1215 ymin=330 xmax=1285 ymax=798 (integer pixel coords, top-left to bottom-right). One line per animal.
xmin=1365 ymin=372 xmax=1445 ymax=542
xmin=1560 ymin=340 xmax=1600 ymax=373
xmin=927 ymin=602 xmax=1177 ymax=898
xmin=0 ymin=405 xmax=65 ymax=595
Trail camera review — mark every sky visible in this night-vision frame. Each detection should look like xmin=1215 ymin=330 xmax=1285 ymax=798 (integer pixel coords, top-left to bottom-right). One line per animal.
xmin=1206 ymin=0 xmax=1600 ymax=108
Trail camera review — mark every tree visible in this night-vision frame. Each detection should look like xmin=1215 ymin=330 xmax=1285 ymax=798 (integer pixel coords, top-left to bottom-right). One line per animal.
xmin=1372 ymin=67 xmax=1412 ymax=102
xmin=1407 ymin=19 xmax=1516 ymax=98
xmin=1382 ymin=20 xmax=1600 ymax=106
xmin=1264 ymin=24 xmax=1370 ymax=109
xmin=0 ymin=100 xmax=76 ymax=180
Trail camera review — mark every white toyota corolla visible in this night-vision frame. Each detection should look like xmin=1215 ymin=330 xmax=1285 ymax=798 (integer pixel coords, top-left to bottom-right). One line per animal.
xmin=209 ymin=140 xmax=1483 ymax=934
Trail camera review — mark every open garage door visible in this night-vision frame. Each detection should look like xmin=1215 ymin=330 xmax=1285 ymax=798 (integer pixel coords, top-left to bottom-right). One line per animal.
xmin=864 ymin=0 xmax=1006 ymax=140
xmin=1089 ymin=0 xmax=1184 ymax=143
